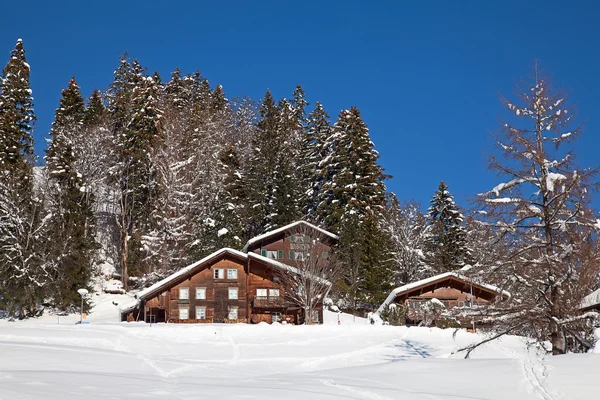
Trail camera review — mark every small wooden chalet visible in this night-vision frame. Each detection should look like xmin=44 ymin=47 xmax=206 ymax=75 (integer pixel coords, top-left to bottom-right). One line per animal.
xmin=580 ymin=288 xmax=600 ymax=312
xmin=377 ymin=272 xmax=510 ymax=325
xmin=121 ymin=221 xmax=338 ymax=325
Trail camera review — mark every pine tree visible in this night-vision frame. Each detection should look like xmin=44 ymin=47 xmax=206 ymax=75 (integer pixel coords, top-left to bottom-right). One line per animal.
xmin=316 ymin=107 xmax=390 ymax=309
xmin=298 ymin=101 xmax=331 ymax=219
xmin=0 ymin=38 xmax=35 ymax=186
xmin=383 ymin=196 xmax=432 ymax=285
xmin=244 ymin=90 xmax=281 ymax=237
xmin=267 ymin=97 xmax=302 ymax=229
xmin=203 ymin=144 xmax=246 ymax=251
xmin=109 ymin=57 xmax=163 ymax=289
xmin=45 ymin=77 xmax=98 ymax=309
xmin=424 ymin=181 xmax=471 ymax=273
xmin=83 ymin=89 xmax=106 ymax=127
xmin=318 ymin=107 xmax=387 ymax=233
xmin=0 ymin=39 xmax=51 ymax=318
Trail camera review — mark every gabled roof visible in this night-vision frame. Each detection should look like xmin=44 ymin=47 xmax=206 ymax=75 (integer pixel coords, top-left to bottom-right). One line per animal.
xmin=580 ymin=288 xmax=600 ymax=311
xmin=377 ymin=272 xmax=511 ymax=314
xmin=242 ymin=220 xmax=338 ymax=252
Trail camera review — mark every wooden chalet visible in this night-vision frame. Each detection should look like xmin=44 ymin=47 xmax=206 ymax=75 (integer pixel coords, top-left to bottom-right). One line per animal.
xmin=121 ymin=221 xmax=338 ymax=325
xmin=377 ymin=272 xmax=510 ymax=325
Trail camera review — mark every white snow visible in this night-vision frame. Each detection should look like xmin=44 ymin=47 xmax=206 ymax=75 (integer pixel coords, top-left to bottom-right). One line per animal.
xmin=0 ymin=295 xmax=597 ymax=399
xmin=217 ymin=227 xmax=228 ymax=237
xmin=546 ymin=172 xmax=566 ymax=192
xmin=580 ymin=288 xmax=600 ymax=310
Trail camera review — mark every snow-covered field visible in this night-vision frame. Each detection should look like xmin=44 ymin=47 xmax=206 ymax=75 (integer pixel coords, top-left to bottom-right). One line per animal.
xmin=0 ymin=292 xmax=598 ymax=399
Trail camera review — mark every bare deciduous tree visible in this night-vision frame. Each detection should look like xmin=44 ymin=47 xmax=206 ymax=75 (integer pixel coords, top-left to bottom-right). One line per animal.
xmin=273 ymin=225 xmax=339 ymax=324
xmin=468 ymin=65 xmax=600 ymax=356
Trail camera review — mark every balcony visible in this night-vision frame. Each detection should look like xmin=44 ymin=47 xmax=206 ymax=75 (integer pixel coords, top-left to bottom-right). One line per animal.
xmin=253 ymin=296 xmax=285 ymax=308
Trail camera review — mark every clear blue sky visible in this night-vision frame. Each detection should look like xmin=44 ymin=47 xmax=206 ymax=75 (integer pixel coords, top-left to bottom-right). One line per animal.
xmin=1 ymin=0 xmax=598 ymax=209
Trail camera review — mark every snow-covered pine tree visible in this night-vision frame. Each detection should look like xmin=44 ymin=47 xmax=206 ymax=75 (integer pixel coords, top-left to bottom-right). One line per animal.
xmin=244 ymin=90 xmax=281 ymax=237
xmin=79 ymin=89 xmax=117 ymax=268
xmin=317 ymin=107 xmax=391 ymax=308
xmin=202 ymin=144 xmax=246 ymax=251
xmin=471 ymin=66 xmax=600 ymax=355
xmin=266 ymin=97 xmax=302 ymax=229
xmin=383 ymin=196 xmax=432 ymax=286
xmin=317 ymin=107 xmax=387 ymax=233
xmin=158 ymin=69 xmax=222 ymax=269
xmin=425 ymin=181 xmax=471 ymax=273
xmin=0 ymin=39 xmax=53 ymax=318
xmin=108 ymin=57 xmax=163 ymax=289
xmin=45 ymin=77 xmax=98 ymax=309
xmin=298 ymin=100 xmax=331 ymax=220
xmin=0 ymin=39 xmax=35 ymax=188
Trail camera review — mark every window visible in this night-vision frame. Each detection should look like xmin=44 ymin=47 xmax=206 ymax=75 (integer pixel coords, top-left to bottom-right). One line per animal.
xmin=196 ymin=307 xmax=206 ymax=320
xmin=179 ymin=287 xmax=189 ymax=300
xmin=272 ymin=312 xmax=281 ymax=323
xmin=227 ymin=269 xmax=238 ymax=279
xmin=179 ymin=307 xmax=189 ymax=320
xmin=269 ymin=288 xmax=280 ymax=297
xmin=214 ymin=268 xmax=224 ymax=279
xmin=290 ymin=251 xmax=306 ymax=261
xmin=311 ymin=310 xmax=320 ymax=323
xmin=322 ymin=251 xmax=329 ymax=259
xmin=229 ymin=287 xmax=238 ymax=300
xmin=256 ymin=288 xmax=267 ymax=297
xmin=408 ymin=300 xmax=423 ymax=310
xmin=228 ymin=306 xmax=238 ymax=320
xmin=290 ymin=234 xmax=310 ymax=243
xmin=196 ymin=287 xmax=206 ymax=300
xmin=262 ymin=250 xmax=283 ymax=259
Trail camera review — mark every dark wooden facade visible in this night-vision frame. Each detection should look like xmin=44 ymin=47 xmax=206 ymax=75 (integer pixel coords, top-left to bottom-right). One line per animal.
xmin=382 ymin=273 xmax=509 ymax=326
xmin=122 ymin=221 xmax=338 ymax=324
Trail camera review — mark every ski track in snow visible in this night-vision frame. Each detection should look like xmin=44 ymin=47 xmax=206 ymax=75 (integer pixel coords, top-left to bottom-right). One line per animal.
xmin=499 ymin=344 xmax=558 ymax=400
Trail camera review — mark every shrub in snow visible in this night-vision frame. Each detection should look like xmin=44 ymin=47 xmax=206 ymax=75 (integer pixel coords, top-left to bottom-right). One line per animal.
xmin=379 ymin=303 xmax=405 ymax=326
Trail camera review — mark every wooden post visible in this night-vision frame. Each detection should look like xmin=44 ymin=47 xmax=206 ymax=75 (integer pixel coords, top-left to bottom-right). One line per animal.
xmin=246 ymin=257 xmax=251 ymax=322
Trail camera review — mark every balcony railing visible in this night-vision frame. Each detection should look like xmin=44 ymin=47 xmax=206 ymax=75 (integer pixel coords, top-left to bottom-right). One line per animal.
xmin=253 ymin=296 xmax=285 ymax=308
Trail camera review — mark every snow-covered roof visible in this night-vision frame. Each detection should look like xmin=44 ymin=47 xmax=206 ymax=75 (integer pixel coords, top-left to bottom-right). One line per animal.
xmin=376 ymin=272 xmax=511 ymax=314
xmin=242 ymin=221 xmax=339 ymax=252
xmin=134 ymin=247 xmax=247 ymax=301
xmin=580 ymin=288 xmax=600 ymax=310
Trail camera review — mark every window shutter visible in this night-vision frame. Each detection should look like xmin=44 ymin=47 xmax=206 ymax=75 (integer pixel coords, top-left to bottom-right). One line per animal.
xmin=304 ymin=235 xmax=310 ymax=243
xmin=290 ymin=235 xmax=296 ymax=243
xmin=278 ymin=250 xmax=284 ymax=259
xmin=261 ymin=249 xmax=267 ymax=257
xmin=290 ymin=250 xmax=295 ymax=260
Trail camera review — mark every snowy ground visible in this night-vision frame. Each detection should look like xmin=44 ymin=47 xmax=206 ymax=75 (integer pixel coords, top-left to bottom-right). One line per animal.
xmin=0 ymin=291 xmax=598 ymax=399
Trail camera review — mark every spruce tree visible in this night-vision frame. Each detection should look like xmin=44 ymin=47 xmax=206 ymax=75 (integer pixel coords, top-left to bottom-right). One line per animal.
xmin=244 ymin=90 xmax=281 ymax=237
xmin=109 ymin=57 xmax=163 ymax=289
xmin=83 ymin=89 xmax=106 ymax=127
xmin=0 ymin=38 xmax=35 ymax=186
xmin=204 ymin=144 xmax=246 ymax=251
xmin=0 ymin=39 xmax=50 ymax=318
xmin=267 ymin=98 xmax=302 ymax=229
xmin=318 ymin=107 xmax=387 ymax=233
xmin=317 ymin=107 xmax=390 ymax=309
xmin=300 ymin=101 xmax=331 ymax=219
xmin=425 ymin=181 xmax=471 ymax=273
xmin=45 ymin=77 xmax=98 ymax=308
